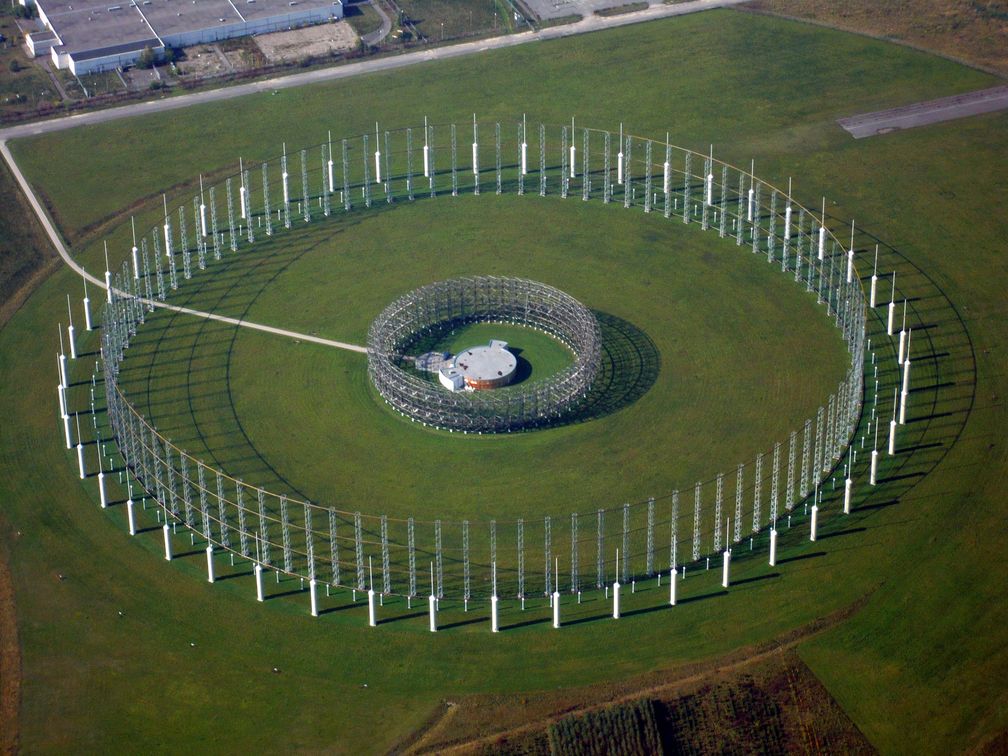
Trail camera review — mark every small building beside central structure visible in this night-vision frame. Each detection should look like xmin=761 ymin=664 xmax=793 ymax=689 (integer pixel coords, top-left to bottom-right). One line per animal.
xmin=438 ymin=340 xmax=517 ymax=392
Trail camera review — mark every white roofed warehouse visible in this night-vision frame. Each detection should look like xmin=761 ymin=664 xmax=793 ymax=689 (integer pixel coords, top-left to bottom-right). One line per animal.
xmin=23 ymin=0 xmax=343 ymax=75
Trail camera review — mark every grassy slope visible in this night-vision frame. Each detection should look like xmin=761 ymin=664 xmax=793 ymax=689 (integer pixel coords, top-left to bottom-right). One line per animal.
xmin=2 ymin=10 xmax=1006 ymax=752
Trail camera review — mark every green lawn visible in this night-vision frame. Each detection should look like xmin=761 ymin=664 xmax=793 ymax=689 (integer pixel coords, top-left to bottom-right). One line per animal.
xmin=2 ymin=9 xmax=1007 ymax=754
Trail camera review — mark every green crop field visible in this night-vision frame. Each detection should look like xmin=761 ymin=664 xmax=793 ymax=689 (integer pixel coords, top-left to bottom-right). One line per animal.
xmin=2 ymin=9 xmax=1006 ymax=754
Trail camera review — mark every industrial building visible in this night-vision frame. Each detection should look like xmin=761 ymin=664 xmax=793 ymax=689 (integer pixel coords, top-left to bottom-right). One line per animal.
xmin=22 ymin=0 xmax=343 ymax=75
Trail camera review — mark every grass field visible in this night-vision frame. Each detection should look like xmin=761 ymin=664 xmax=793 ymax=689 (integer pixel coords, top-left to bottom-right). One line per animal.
xmin=2 ymin=8 xmax=1007 ymax=753
xmin=113 ymin=195 xmax=847 ymax=522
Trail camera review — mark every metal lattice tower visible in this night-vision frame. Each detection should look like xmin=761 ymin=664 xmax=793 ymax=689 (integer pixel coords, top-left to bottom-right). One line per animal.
xmin=280 ymin=494 xmax=292 ymax=573
xmin=428 ymin=126 xmax=436 ymax=197
xmin=321 ymin=146 xmax=331 ymax=217
xmin=734 ymin=463 xmax=744 ymax=543
xmin=193 ymin=198 xmax=205 ymax=270
xmin=719 ymin=165 xmax=728 ymax=238
xmin=663 ymin=142 xmax=672 ymax=218
xmin=257 ymin=488 xmax=271 ymax=566
xmin=800 ymin=418 xmax=813 ymax=498
xmin=384 ymin=131 xmax=392 ymax=203
xmin=621 ymin=502 xmax=629 ymax=583
xmin=495 ymin=122 xmax=502 ymax=195
xmin=141 ymin=245 xmax=154 ymax=306
xmin=342 ymin=138 xmax=352 ymax=211
xmin=329 ymin=508 xmax=340 ymax=585
xmin=645 ymin=497 xmax=655 ymax=575
xmin=490 ymin=519 xmax=496 ymax=572
xmin=198 ymin=463 xmax=211 ymax=541
xmin=300 ymin=149 xmax=311 ymax=223
xmin=406 ymin=128 xmax=414 ymax=202
xmin=770 ymin=441 xmax=781 ymax=523
xmin=570 ymin=511 xmax=579 ymax=593
xmin=473 ymin=118 xmax=481 ymax=195
xmin=786 ymin=430 xmax=797 ymax=511
xmin=751 ymin=180 xmax=761 ymax=255
xmin=560 ymin=126 xmax=569 ymax=199
xmin=623 ymin=136 xmax=632 ymax=210
xmin=243 ymin=166 xmax=254 ymax=243
xmin=462 ymin=520 xmax=470 ymax=601
xmin=603 ymin=131 xmax=611 ymax=204
xmin=544 ymin=515 xmax=551 ymax=595
xmin=435 ymin=519 xmax=444 ymax=599
xmin=714 ymin=473 xmax=724 ymax=552
xmin=735 ymin=172 xmax=745 ymax=246
xmin=179 ymin=207 xmax=190 ymax=279
xmin=180 ymin=453 xmax=193 ymax=527
xmin=582 ymin=128 xmax=590 ymax=201
xmin=517 ymin=122 xmax=524 ymax=195
xmin=407 ymin=516 xmax=415 ymax=597
xmin=381 ymin=515 xmax=390 ymax=594
xmin=701 ymin=152 xmax=710 ymax=230
xmin=354 ymin=511 xmax=364 ymax=591
xmin=225 ymin=177 xmax=237 ymax=252
xmin=682 ymin=150 xmax=691 ymax=223
xmin=539 ymin=124 xmax=547 ymax=197
xmin=767 ymin=189 xmax=777 ymax=262
xmin=209 ymin=186 xmax=221 ymax=260
xmin=305 ymin=504 xmax=316 ymax=580
xmin=752 ymin=452 xmax=763 ymax=534
xmin=516 ymin=518 xmax=524 ymax=598
xmin=692 ymin=482 xmax=701 ymax=562
xmin=596 ymin=508 xmax=604 ymax=587
xmin=450 ymin=124 xmax=458 ymax=197
xmin=826 ymin=394 xmax=837 ymax=469
xmin=670 ymin=490 xmax=679 ymax=570
xmin=813 ymin=407 xmax=825 ymax=483
xmin=216 ymin=471 xmax=230 ymax=549
xmin=644 ymin=140 xmax=653 ymax=214
xmin=362 ymin=134 xmax=372 ymax=208
xmin=795 ymin=208 xmax=805 ymax=284
xmin=236 ymin=480 xmax=249 ymax=558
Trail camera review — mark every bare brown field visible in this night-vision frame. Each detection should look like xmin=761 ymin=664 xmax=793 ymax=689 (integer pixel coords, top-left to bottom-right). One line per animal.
xmin=745 ymin=0 xmax=1008 ymax=76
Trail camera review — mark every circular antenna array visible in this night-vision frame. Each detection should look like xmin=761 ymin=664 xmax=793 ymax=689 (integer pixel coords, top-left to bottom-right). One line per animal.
xmin=367 ymin=276 xmax=602 ymax=432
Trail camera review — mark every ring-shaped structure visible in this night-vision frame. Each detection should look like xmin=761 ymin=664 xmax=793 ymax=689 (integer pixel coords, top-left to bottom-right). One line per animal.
xmin=367 ymin=276 xmax=602 ymax=433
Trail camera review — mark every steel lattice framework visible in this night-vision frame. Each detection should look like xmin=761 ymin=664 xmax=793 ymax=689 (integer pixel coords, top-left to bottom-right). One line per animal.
xmin=367 ymin=276 xmax=601 ymax=433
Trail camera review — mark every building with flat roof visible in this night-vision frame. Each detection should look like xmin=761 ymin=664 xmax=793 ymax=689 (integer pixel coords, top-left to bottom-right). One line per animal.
xmin=26 ymin=0 xmax=342 ymax=74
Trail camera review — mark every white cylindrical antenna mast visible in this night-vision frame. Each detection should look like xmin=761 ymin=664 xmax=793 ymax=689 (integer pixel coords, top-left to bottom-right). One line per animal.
xmin=746 ymin=159 xmax=755 ymax=221
xmin=705 ymin=144 xmax=713 ymax=206
xmin=886 ymin=273 xmax=897 ymax=335
xmin=82 ymin=277 xmax=92 ymax=331
xmin=374 ymin=122 xmax=382 ymax=184
xmin=239 ymin=157 xmax=247 ymax=219
xmin=282 ymin=143 xmax=290 ymax=205
xmin=472 ymin=113 xmax=479 ymax=176
xmin=870 ymin=245 xmax=879 ymax=307
xmin=130 ymin=216 xmax=140 ymax=279
xmin=846 ymin=220 xmax=855 ymax=284
xmin=662 ymin=131 xmax=671 ymax=195
xmin=569 ymin=116 xmax=576 ymax=178
xmin=199 ymin=175 xmax=207 ymax=238
xmin=104 ymin=241 xmax=113 ymax=303
xmin=818 ymin=196 xmax=827 ymax=260
xmin=423 ymin=116 xmax=430 ymax=178
xmin=520 ymin=113 xmax=528 ymax=176
xmin=327 ymin=130 xmax=335 ymax=192
xmin=66 ymin=294 xmax=76 ymax=359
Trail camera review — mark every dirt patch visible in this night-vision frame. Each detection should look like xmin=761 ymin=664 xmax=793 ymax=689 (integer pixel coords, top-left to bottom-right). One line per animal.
xmin=176 ymin=44 xmax=231 ymax=77
xmin=253 ymin=21 xmax=359 ymax=63
xmin=743 ymin=0 xmax=1008 ymax=77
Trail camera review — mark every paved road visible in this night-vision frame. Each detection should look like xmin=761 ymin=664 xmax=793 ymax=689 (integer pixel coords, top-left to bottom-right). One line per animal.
xmin=0 ymin=0 xmax=748 ymax=142
xmin=837 ymin=85 xmax=1008 ymax=139
xmin=361 ymin=0 xmax=393 ymax=47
